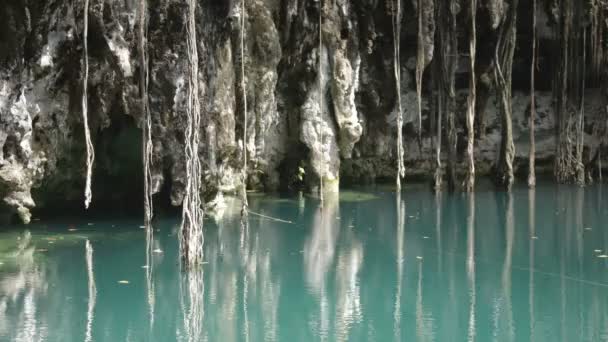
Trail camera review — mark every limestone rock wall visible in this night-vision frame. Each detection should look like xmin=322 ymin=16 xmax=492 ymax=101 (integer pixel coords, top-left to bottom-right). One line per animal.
xmin=0 ymin=0 xmax=606 ymax=221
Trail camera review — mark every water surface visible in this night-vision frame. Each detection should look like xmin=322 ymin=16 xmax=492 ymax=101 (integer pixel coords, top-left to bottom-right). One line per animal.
xmin=1 ymin=183 xmax=607 ymax=341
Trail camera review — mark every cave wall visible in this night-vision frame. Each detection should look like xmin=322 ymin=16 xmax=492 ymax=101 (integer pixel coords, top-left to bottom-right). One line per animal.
xmin=0 ymin=0 xmax=607 ymax=222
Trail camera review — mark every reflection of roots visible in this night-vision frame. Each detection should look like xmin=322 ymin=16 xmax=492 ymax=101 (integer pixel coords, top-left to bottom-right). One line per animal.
xmin=181 ymin=269 xmax=205 ymax=342
xmin=85 ymin=240 xmax=96 ymax=342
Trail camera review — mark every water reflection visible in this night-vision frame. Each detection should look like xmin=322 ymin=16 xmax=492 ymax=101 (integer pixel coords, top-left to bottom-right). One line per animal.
xmin=529 ymin=189 xmax=536 ymax=342
xmin=393 ymin=192 xmax=405 ymax=342
xmin=145 ymin=223 xmax=156 ymax=329
xmin=0 ymin=231 xmax=48 ymax=342
xmin=85 ymin=240 xmax=96 ymax=342
xmin=466 ymin=193 xmax=476 ymax=342
xmin=304 ymin=193 xmax=340 ymax=295
xmin=334 ymin=223 xmax=363 ymax=341
xmin=179 ymin=266 xmax=205 ymax=342
xmin=304 ymin=193 xmax=339 ymax=340
xmin=1 ymin=185 xmax=608 ymax=341
xmin=501 ymin=192 xmax=515 ymax=341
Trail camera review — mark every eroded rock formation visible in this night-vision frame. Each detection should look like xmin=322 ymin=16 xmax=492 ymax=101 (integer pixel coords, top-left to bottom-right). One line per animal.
xmin=0 ymin=0 xmax=607 ymax=222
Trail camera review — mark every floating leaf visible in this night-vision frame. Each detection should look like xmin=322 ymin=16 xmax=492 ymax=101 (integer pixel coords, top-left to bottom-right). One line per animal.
xmin=118 ymin=280 xmax=130 ymax=284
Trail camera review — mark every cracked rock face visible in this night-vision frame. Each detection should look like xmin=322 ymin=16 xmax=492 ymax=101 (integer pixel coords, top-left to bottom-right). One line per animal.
xmin=0 ymin=0 xmax=606 ymax=222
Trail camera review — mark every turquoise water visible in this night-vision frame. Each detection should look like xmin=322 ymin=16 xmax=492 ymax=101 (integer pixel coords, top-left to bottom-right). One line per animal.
xmin=1 ymin=183 xmax=607 ymax=341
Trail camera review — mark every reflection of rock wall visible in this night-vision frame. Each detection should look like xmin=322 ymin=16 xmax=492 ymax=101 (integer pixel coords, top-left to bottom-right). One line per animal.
xmin=1 ymin=0 xmax=607 ymax=221
xmin=303 ymin=194 xmax=340 ymax=293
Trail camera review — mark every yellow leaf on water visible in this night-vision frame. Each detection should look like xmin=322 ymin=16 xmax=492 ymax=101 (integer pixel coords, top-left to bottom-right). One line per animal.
xmin=118 ymin=280 xmax=130 ymax=284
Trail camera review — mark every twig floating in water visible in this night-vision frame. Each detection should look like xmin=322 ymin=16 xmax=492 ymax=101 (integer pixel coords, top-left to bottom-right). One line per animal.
xmin=247 ymin=210 xmax=294 ymax=224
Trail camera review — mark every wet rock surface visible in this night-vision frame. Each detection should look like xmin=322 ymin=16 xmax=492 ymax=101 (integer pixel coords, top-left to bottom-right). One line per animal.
xmin=0 ymin=0 xmax=606 ymax=222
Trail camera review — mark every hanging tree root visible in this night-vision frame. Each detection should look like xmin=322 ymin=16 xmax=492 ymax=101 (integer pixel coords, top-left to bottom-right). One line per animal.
xmin=318 ymin=0 xmax=326 ymax=202
xmin=493 ymin=0 xmax=518 ymax=190
xmin=240 ymin=0 xmax=249 ymax=217
xmin=82 ymin=0 xmax=95 ymax=209
xmin=528 ymin=0 xmax=537 ymax=188
xmin=576 ymin=30 xmax=587 ymax=186
xmin=140 ymin=0 xmax=154 ymax=226
xmin=180 ymin=0 xmax=204 ymax=266
xmin=555 ymin=0 xmax=575 ymax=182
xmin=464 ymin=0 xmax=477 ymax=192
xmin=392 ymin=0 xmax=405 ymax=190
xmin=139 ymin=0 xmax=156 ymax=325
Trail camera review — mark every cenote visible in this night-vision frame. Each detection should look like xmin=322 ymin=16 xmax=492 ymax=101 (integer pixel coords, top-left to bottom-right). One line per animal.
xmin=3 ymin=0 xmax=608 ymax=341
xmin=1 ymin=183 xmax=607 ymax=341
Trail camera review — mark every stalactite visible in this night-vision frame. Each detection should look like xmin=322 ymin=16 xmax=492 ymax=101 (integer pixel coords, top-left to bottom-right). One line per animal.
xmin=393 ymin=0 xmax=405 ymax=190
xmin=240 ymin=0 xmax=249 ymax=216
xmin=576 ymin=30 xmax=587 ymax=186
xmin=416 ymin=0 xmax=435 ymax=153
xmin=445 ymin=1 xmax=459 ymax=190
xmin=82 ymin=0 xmax=95 ymax=209
xmin=464 ymin=0 xmax=477 ymax=192
xmin=181 ymin=0 xmax=204 ymax=265
xmin=493 ymin=0 xmax=518 ymax=190
xmin=599 ymin=149 xmax=603 ymax=182
xmin=528 ymin=0 xmax=537 ymax=188
xmin=555 ymin=0 xmax=574 ymax=182
xmin=433 ymin=60 xmax=443 ymax=191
